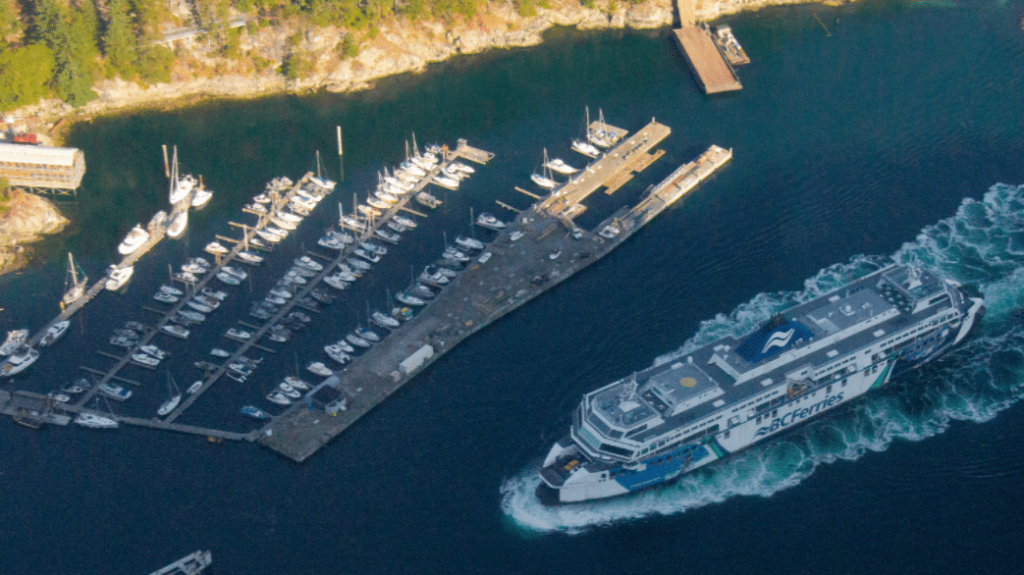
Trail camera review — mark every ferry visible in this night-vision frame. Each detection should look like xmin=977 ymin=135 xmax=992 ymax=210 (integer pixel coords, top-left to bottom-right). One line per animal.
xmin=537 ymin=264 xmax=985 ymax=504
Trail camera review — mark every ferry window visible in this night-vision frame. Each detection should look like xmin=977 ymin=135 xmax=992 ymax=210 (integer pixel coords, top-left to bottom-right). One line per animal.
xmin=772 ymin=410 xmax=778 ymax=417
xmin=666 ymin=455 xmax=673 ymax=462
xmin=827 ymin=385 xmax=832 ymax=393
xmin=724 ymin=430 xmax=730 ymax=439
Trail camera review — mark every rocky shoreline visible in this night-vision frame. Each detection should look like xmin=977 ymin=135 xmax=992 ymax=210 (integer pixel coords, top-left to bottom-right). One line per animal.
xmin=11 ymin=0 xmax=839 ymax=133
xmin=0 ymin=191 xmax=69 ymax=276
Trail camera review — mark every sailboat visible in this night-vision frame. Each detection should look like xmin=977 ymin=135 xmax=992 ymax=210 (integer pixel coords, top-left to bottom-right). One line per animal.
xmin=531 ymin=149 xmax=558 ymax=189
xmin=157 ymin=372 xmax=182 ymax=417
xmin=311 ymin=150 xmax=337 ymax=191
xmin=168 ymin=146 xmax=197 ymax=205
xmin=572 ymin=106 xmax=602 ymax=157
xmin=588 ymin=108 xmax=613 ymax=148
xmin=61 ymin=252 xmax=88 ymax=306
xmin=191 ymin=175 xmax=213 ymax=208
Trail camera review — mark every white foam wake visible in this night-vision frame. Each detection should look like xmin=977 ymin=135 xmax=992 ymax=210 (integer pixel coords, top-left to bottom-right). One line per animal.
xmin=500 ymin=183 xmax=1024 ymax=534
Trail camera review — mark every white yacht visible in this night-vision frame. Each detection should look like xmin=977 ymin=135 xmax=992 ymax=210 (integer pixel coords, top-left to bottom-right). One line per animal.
xmin=0 ymin=345 xmax=38 ymax=377
xmin=455 ymin=235 xmax=484 ymax=251
xmin=266 ymin=392 xmax=292 ymax=406
xmin=191 ymin=184 xmax=213 ymax=208
xmin=166 ymin=210 xmax=188 ymax=239
xmin=475 ymin=212 xmax=506 ymax=231
xmin=39 ymin=320 xmax=70 ymax=347
xmin=571 ymin=139 xmax=601 ymax=158
xmin=307 ymin=362 xmax=333 ymax=377
xmin=545 ymin=157 xmax=578 ymax=175
xmin=204 ymin=242 xmax=229 ymax=255
xmin=117 ymin=225 xmax=150 ymax=255
xmin=0 ymin=329 xmax=28 ymax=356
xmin=75 ymin=413 xmax=118 ymax=429
xmin=98 ymin=382 xmax=132 ymax=401
xmin=105 ymin=265 xmax=134 ymax=291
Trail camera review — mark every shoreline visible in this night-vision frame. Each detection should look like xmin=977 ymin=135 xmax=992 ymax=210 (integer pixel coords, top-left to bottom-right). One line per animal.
xmin=8 ymin=0 xmax=844 ymax=142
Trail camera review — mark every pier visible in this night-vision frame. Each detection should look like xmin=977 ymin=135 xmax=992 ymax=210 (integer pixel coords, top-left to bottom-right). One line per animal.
xmin=259 ymin=137 xmax=731 ymax=463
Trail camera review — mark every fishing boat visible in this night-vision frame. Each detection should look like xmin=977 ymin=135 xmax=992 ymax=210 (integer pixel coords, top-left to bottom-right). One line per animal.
xmin=75 ymin=413 xmax=118 ymax=429
xmin=531 ymin=149 xmax=558 ymax=189
xmin=157 ymin=373 xmax=182 ymax=416
xmin=39 ymin=320 xmax=70 ymax=347
xmin=241 ymin=405 xmax=272 ymax=419
xmin=395 ymin=292 xmax=426 ymax=307
xmin=0 ymin=345 xmax=38 ymax=377
xmin=104 ymin=265 xmax=134 ymax=291
xmin=98 ymin=382 xmax=132 ymax=401
xmin=371 ymin=309 xmax=401 ymax=329
xmin=307 ymin=362 xmax=333 ymax=377
xmin=118 ymin=225 xmax=150 ymax=255
xmin=455 ymin=235 xmax=484 ymax=251
xmin=266 ymin=392 xmax=292 ymax=406
xmin=475 ymin=212 xmax=506 ymax=231
xmin=62 ymin=252 xmax=88 ymax=305
xmin=0 ymin=329 xmax=28 ymax=356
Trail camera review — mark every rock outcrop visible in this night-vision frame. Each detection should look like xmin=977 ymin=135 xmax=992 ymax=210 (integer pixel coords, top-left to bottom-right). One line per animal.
xmin=0 ymin=191 xmax=69 ymax=275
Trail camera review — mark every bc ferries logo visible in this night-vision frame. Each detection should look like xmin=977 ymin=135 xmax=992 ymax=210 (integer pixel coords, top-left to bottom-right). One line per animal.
xmin=754 ymin=392 xmax=845 ymax=437
xmin=761 ymin=328 xmax=796 ymax=355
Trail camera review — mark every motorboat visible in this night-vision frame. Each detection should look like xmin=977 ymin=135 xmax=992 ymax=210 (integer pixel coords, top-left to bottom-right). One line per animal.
xmin=118 ymin=225 xmax=150 ymax=255
xmin=0 ymin=345 xmax=38 ymax=377
xmin=323 ymin=274 xmax=348 ymax=290
xmin=285 ymin=376 xmax=311 ymax=391
xmin=161 ymin=324 xmax=189 ymax=338
xmin=62 ymin=253 xmax=88 ymax=305
xmin=227 ymin=328 xmax=252 ymax=340
xmin=455 ymin=235 xmax=484 ymax=251
xmin=478 ymin=251 xmax=492 ymax=264
xmin=510 ymin=230 xmax=525 ymax=241
xmin=443 ymin=247 xmax=470 ymax=262
xmin=325 ymin=344 xmax=352 ymax=364
xmin=432 ymin=173 xmax=460 ymax=189
xmin=166 ymin=210 xmax=188 ymax=239
xmin=434 ymin=264 xmax=458 ymax=278
xmin=284 ymin=270 xmax=309 ymax=284
xmin=294 ymin=256 xmax=324 ymax=271
xmin=205 ymin=242 xmax=229 ymax=255
xmin=419 ymin=266 xmax=450 ymax=286
xmin=62 ymin=383 xmax=86 ymax=394
xmin=354 ymin=249 xmax=380 ymax=263
xmin=140 ymin=345 xmax=167 ymax=359
xmin=387 ymin=221 xmax=407 ymax=234
xmin=368 ymin=197 xmax=392 ymax=210
xmin=392 ymin=307 xmax=415 ymax=322
xmin=253 ymin=193 xmax=272 ymax=203
xmin=75 ymin=413 xmax=118 ymax=429
xmin=346 ymin=257 xmax=371 ymax=271
xmin=225 ymin=369 xmax=247 ymax=383
xmin=98 ymin=382 xmax=132 ymax=401
xmin=345 ymin=333 xmax=372 ymax=348
xmin=271 ymin=216 xmax=297 ymax=231
xmin=237 ymin=251 xmax=264 ymax=264
xmin=356 ymin=327 xmax=381 ymax=343
xmin=357 ymin=204 xmax=382 ymax=218
xmin=375 ymin=229 xmax=401 ymax=244
xmin=450 ymin=161 xmax=475 ymax=174
xmin=395 ymin=292 xmax=426 ymax=307
xmin=340 ymin=215 xmax=367 ymax=232
xmin=287 ymin=311 xmax=312 ymax=324
xmin=153 ymin=291 xmax=178 ymax=303
xmin=571 ymin=138 xmax=601 ymax=158
xmin=545 ymin=157 xmax=578 ymax=175
xmin=210 ymin=348 xmax=231 ymax=358
xmin=266 ymin=392 xmax=292 ymax=406
xmin=0 ymin=329 xmax=28 ymax=356
xmin=307 ymin=362 xmax=333 ymax=377
xmin=48 ymin=391 xmax=71 ymax=403
xmin=408 ymin=284 xmax=435 ymax=299
xmin=361 ymin=241 xmax=387 ymax=256
xmin=187 ymin=381 xmax=203 ymax=395
xmin=475 ymin=212 xmax=506 ymax=231
xmin=241 ymin=405 xmax=272 ymax=419
xmin=290 ymin=265 xmax=317 ymax=280
xmin=549 ymin=249 xmax=562 ymax=260
xmin=256 ymin=229 xmax=283 ymax=243
xmin=191 ymin=184 xmax=213 ymax=208
xmin=187 ymin=300 xmax=214 ymax=314
xmin=39 ymin=320 xmax=70 ymax=347
xmin=333 ymin=339 xmax=355 ymax=353
xmin=178 ymin=310 xmax=206 ymax=322
xmin=245 ymin=202 xmax=268 ymax=213
xmin=222 ymin=266 xmax=248 ymax=281
xmin=250 ymin=307 xmax=272 ymax=321
xmin=173 ymin=271 xmax=198 ymax=284
xmin=269 ymin=287 xmax=293 ymax=300
xmin=217 ymin=272 xmax=241 ymax=286
xmin=181 ymin=261 xmax=208 ymax=274
xmin=266 ymin=295 xmax=287 ymax=306
xmin=278 ymin=383 xmax=301 ymax=399
xmin=371 ymin=309 xmax=401 ymax=329
xmin=160 ymin=285 xmax=184 ymax=296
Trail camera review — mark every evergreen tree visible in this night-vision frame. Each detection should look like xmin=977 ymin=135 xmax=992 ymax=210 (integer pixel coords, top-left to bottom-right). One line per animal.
xmin=104 ymin=0 xmax=137 ymax=79
xmin=36 ymin=0 xmax=97 ymax=106
xmin=75 ymin=0 xmax=102 ymax=50
xmin=70 ymin=1 xmax=101 ymax=65
xmin=0 ymin=0 xmax=25 ymax=47
xmin=0 ymin=44 xmax=54 ymax=109
xmin=32 ymin=0 xmax=66 ymax=47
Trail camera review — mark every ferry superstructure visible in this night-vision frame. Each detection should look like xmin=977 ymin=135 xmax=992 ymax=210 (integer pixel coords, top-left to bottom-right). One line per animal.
xmin=537 ymin=264 xmax=985 ymax=504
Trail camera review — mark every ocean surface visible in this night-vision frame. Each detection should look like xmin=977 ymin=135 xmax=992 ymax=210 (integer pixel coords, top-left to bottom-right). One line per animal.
xmin=3 ymin=1 xmax=1024 ymax=573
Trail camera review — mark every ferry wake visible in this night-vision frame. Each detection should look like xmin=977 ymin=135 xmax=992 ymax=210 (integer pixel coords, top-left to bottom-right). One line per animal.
xmin=537 ymin=264 xmax=985 ymax=504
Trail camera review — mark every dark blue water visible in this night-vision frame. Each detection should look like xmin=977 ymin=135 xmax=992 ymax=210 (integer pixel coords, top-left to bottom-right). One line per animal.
xmin=3 ymin=1 xmax=1024 ymax=573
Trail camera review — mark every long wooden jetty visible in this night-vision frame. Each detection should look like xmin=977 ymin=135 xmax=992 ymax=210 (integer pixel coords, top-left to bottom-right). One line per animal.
xmin=259 ymin=128 xmax=732 ymax=463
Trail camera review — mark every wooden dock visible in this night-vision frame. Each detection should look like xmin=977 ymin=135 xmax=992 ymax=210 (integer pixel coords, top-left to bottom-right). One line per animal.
xmin=673 ymin=25 xmax=742 ymax=94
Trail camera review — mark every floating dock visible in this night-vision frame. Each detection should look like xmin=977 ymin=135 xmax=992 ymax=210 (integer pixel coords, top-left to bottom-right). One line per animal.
xmin=673 ymin=25 xmax=743 ymax=94
xmin=259 ymin=135 xmax=732 ymax=462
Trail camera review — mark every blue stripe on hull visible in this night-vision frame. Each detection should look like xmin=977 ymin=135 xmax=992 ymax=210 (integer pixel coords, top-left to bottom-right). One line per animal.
xmin=613 ymin=445 xmax=709 ymax=492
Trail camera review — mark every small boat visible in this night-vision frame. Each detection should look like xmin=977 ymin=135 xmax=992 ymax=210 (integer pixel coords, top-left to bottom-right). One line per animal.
xmin=267 ymin=331 xmax=288 ymax=343
xmin=48 ymin=391 xmax=71 ymax=403
xmin=361 ymin=241 xmax=387 ymax=256
xmin=393 ymin=215 xmax=418 ymax=229
xmin=241 ymin=405 xmax=272 ymax=419
xmin=61 ymin=252 xmax=89 ymax=305
xmin=237 ymin=251 xmax=263 ymax=264
xmin=432 ymin=173 xmax=460 ymax=190
xmin=368 ymin=197 xmax=392 ymax=210
xmin=419 ymin=266 xmax=450 ymax=286
xmin=210 ymin=348 xmax=232 ymax=358
xmin=355 ymin=249 xmax=381 ymax=263
xmin=204 ymin=241 xmax=229 ymax=255
xmin=476 ymin=212 xmax=506 ymax=231
xmin=443 ymin=247 xmax=469 ymax=262
xmin=545 ymin=157 xmax=578 ymax=175
xmin=285 ymin=376 xmax=311 ymax=390
xmin=0 ymin=329 xmax=28 ymax=356
xmin=478 ymin=251 xmax=492 ymax=264
xmin=178 ymin=310 xmax=206 ymax=322
xmin=187 ymin=381 xmax=203 ymax=394
xmin=573 ymin=228 xmax=583 ymax=240
xmin=0 ymin=345 xmax=38 ymax=377
xmin=307 ymin=362 xmax=333 ymax=377
xmin=571 ymin=138 xmax=600 ymax=158
xmin=39 ymin=320 xmax=70 ymax=347
xmin=187 ymin=300 xmax=214 ymax=314
xmin=346 ymin=257 xmax=371 ymax=271
xmin=256 ymin=229 xmax=283 ymax=243
xmin=253 ymin=193 xmax=272 ymax=203
xmin=409 ymin=284 xmax=435 ymax=299
xmin=325 ymin=344 xmax=352 ymax=364
xmin=357 ymin=205 xmax=382 ymax=218
xmin=269 ymin=287 xmax=293 ymax=300
xmin=160 ymin=285 xmax=184 ymax=296
xmin=356 ymin=327 xmax=380 ymax=343
xmin=217 ymin=272 xmax=241 ymax=286
xmin=510 ymin=230 xmax=525 ymax=241
xmin=173 ymin=271 xmax=198 ymax=284
xmin=161 ymin=324 xmax=189 ymax=338
xmin=387 ymin=221 xmax=407 ymax=233
xmin=166 ymin=210 xmax=188 ymax=239
xmin=201 ymin=288 xmax=227 ymax=301
xmin=278 ymin=383 xmax=301 ymax=399
xmin=549 ymin=249 xmax=562 ymax=260
xmin=140 ymin=345 xmax=167 ymax=359
xmin=271 ymin=216 xmax=297 ymax=231
xmin=371 ymin=310 xmax=401 ymax=329
xmin=415 ymin=191 xmax=442 ymax=209
xmin=345 ymin=334 xmax=372 ymax=348
xmin=227 ymin=328 xmax=252 ymax=340
xmin=75 ymin=413 xmax=118 ymax=429
xmin=245 ymin=202 xmax=268 ymax=213
xmin=118 ymin=225 xmax=150 ymax=255
xmin=450 ymin=161 xmax=475 ymax=174
xmin=266 ymin=392 xmax=292 ymax=406
xmin=154 ymin=292 xmax=178 ymax=303
xmin=395 ymin=292 xmax=426 ymax=307
xmin=392 ymin=307 xmax=415 ymax=322
xmin=455 ymin=235 xmax=484 ymax=251
xmin=375 ymin=229 xmax=401 ymax=244
xmin=98 ymin=382 xmax=132 ymax=401
xmin=157 ymin=374 xmax=182 ymax=416
xmin=191 ymin=185 xmax=213 ymax=208
xmin=294 ymin=256 xmax=323 ymax=271
xmin=62 ymin=384 xmax=85 ymax=394
xmin=222 ymin=266 xmax=248 ymax=280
